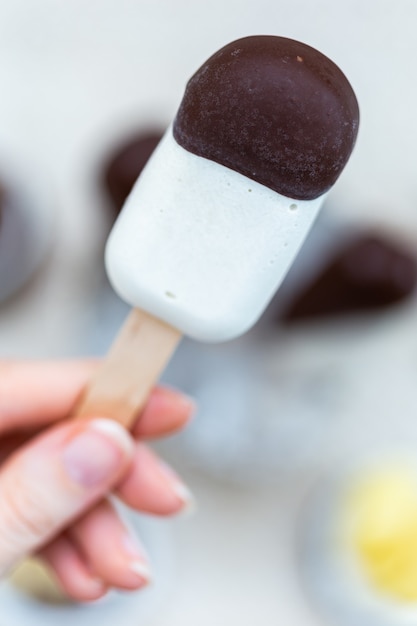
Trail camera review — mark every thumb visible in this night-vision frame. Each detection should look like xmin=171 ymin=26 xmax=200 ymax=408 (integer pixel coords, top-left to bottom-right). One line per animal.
xmin=0 ymin=419 xmax=134 ymax=576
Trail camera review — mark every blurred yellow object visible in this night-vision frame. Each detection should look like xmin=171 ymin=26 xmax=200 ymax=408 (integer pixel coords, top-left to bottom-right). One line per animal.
xmin=346 ymin=466 xmax=417 ymax=602
xmin=10 ymin=558 xmax=70 ymax=604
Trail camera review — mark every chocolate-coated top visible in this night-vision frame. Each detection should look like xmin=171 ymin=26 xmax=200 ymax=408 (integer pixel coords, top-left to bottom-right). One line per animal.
xmin=174 ymin=36 xmax=359 ymax=200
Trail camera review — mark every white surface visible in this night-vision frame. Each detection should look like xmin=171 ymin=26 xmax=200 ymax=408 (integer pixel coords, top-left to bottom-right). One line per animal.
xmin=0 ymin=2 xmax=416 ymax=625
xmin=107 ymin=128 xmax=323 ymax=342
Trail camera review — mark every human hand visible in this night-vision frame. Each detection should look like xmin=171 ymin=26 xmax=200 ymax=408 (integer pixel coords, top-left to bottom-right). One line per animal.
xmin=0 ymin=359 xmax=194 ymax=601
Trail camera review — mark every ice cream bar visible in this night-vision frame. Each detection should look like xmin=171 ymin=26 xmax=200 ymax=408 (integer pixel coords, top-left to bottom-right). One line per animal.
xmin=106 ymin=36 xmax=359 ymax=343
xmin=74 ymin=35 xmax=358 ymax=426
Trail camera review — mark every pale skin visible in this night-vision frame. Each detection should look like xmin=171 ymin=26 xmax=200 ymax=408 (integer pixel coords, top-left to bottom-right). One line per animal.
xmin=0 ymin=359 xmax=195 ymax=602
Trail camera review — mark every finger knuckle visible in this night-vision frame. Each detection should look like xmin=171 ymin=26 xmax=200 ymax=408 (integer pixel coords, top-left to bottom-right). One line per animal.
xmin=1 ymin=475 xmax=53 ymax=543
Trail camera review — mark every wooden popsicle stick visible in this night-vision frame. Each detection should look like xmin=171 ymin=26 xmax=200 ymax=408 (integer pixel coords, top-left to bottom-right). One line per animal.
xmin=72 ymin=307 xmax=182 ymax=427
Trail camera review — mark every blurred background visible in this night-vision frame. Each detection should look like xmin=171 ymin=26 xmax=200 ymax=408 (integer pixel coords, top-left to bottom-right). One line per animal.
xmin=0 ymin=1 xmax=417 ymax=624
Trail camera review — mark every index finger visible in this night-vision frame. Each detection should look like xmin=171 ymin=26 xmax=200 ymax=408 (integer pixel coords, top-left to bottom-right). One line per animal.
xmin=0 ymin=360 xmax=194 ymax=438
xmin=0 ymin=360 xmax=98 ymax=434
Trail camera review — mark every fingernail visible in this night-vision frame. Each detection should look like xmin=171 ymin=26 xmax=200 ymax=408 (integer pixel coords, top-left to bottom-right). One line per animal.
xmin=124 ymin=532 xmax=150 ymax=562
xmin=63 ymin=419 xmax=134 ymax=488
xmin=130 ymin=561 xmax=152 ymax=586
xmin=123 ymin=533 xmax=152 ymax=585
xmin=173 ymin=483 xmax=197 ymax=517
xmin=157 ymin=460 xmax=196 ymax=515
xmin=154 ymin=387 xmax=197 ymax=418
xmin=178 ymin=392 xmax=198 ymax=417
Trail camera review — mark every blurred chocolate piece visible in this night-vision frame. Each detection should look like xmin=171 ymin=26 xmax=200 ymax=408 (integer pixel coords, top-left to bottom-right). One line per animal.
xmin=0 ymin=174 xmax=52 ymax=303
xmin=103 ymin=130 xmax=164 ymax=216
xmin=282 ymin=233 xmax=417 ymax=321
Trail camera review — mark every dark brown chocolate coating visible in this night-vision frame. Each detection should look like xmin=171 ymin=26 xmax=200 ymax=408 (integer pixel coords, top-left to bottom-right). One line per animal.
xmin=174 ymin=36 xmax=359 ymax=200
xmin=282 ymin=234 xmax=417 ymax=321
xmin=103 ymin=131 xmax=164 ymax=215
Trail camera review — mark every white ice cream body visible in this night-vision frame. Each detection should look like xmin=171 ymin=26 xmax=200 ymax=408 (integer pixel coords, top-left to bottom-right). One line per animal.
xmin=105 ymin=126 xmax=324 ymax=342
